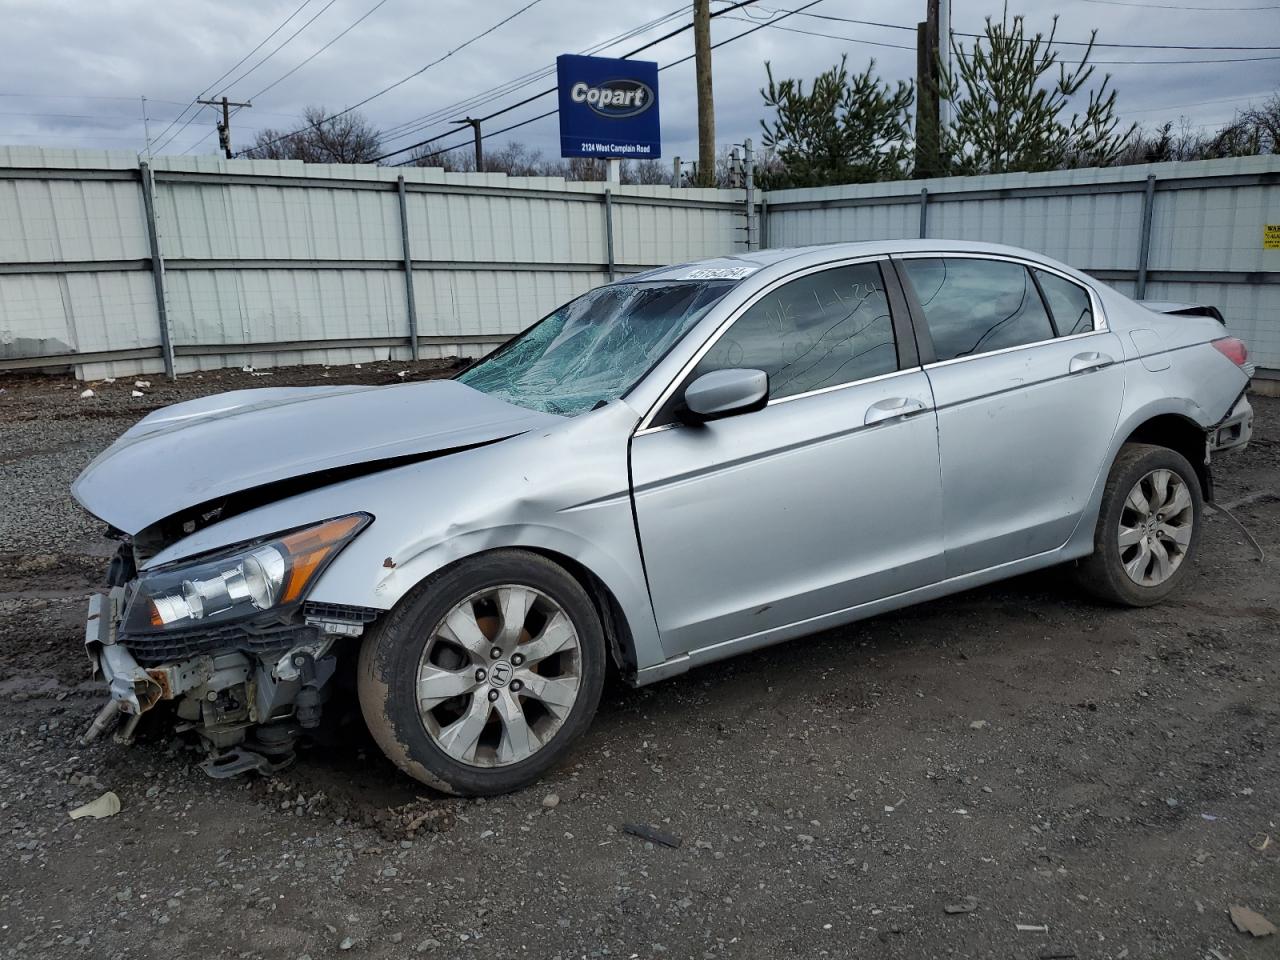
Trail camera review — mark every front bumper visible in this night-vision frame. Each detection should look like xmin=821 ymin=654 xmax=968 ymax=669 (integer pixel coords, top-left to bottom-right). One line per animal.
xmin=1210 ymin=394 xmax=1253 ymax=454
xmin=85 ymin=590 xmax=164 ymax=715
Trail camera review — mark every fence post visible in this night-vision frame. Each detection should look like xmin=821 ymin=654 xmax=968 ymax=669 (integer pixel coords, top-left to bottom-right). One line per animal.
xmin=743 ymin=138 xmax=756 ymax=251
xmin=1135 ymin=173 xmax=1157 ymax=300
xmin=760 ymin=196 xmax=769 ymax=249
xmin=918 ymin=187 xmax=929 ymax=239
xmin=604 ymin=188 xmax=616 ymax=282
xmin=139 ymin=161 xmax=175 ymax=379
xmin=397 ymin=176 xmax=420 ymax=360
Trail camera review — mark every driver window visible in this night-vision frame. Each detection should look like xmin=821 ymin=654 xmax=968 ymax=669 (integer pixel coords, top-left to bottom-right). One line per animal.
xmin=691 ymin=261 xmax=900 ymax=400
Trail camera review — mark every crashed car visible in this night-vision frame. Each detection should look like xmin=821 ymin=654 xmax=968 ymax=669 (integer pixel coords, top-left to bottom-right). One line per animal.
xmin=74 ymin=240 xmax=1254 ymax=795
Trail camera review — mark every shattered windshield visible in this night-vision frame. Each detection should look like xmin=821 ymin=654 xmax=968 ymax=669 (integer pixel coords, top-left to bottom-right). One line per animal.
xmin=456 ymin=280 xmax=738 ymax=416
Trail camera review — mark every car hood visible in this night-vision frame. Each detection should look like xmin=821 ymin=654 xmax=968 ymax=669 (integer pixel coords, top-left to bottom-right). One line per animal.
xmin=72 ymin=379 xmax=559 ymax=534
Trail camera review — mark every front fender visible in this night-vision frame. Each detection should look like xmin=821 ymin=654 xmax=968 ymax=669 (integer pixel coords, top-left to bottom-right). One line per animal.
xmin=140 ymin=402 xmax=666 ymax=675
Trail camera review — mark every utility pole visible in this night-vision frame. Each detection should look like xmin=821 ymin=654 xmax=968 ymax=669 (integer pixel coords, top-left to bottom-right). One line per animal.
xmin=140 ymin=96 xmax=152 ymax=160
xmin=453 ymin=117 xmax=483 ymax=171
xmin=937 ymin=0 xmax=952 ymax=130
xmin=693 ymin=0 xmax=716 ymax=187
xmin=197 ymin=96 xmax=251 ymax=159
xmin=914 ymin=0 xmax=941 ymax=179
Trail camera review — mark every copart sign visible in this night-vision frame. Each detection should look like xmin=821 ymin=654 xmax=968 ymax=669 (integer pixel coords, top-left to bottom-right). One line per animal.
xmin=556 ymin=54 xmax=661 ymax=160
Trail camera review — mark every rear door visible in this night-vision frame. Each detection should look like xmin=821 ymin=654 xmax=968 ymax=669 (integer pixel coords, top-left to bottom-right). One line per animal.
xmin=630 ymin=258 xmax=946 ymax=658
xmin=895 ymin=255 xmax=1126 ymax=577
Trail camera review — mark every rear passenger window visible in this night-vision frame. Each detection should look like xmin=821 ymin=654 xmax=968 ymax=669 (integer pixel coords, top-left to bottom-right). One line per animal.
xmin=1034 ymin=270 xmax=1094 ymax=335
xmin=693 ymin=261 xmax=899 ymax=400
xmin=902 ymin=258 xmax=1055 ymax=361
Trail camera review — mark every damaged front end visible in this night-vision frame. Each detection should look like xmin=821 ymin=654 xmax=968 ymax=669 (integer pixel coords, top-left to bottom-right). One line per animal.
xmin=82 ymin=513 xmax=375 ymax=777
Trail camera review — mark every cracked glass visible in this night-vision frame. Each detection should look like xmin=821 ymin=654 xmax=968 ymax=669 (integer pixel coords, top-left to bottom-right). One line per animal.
xmin=456 ymin=280 xmax=738 ymax=416
xmin=903 ymin=258 xmax=1055 ymax=361
xmin=691 ymin=261 xmax=899 ymax=399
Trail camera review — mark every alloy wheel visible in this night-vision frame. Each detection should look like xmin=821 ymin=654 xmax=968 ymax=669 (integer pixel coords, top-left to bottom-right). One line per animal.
xmin=415 ymin=584 xmax=582 ymax=767
xmin=1117 ymin=468 xmax=1194 ymax=587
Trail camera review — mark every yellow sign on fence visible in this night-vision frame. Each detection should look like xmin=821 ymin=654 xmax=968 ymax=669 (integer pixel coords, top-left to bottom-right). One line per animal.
xmin=1266 ymin=224 xmax=1280 ymax=249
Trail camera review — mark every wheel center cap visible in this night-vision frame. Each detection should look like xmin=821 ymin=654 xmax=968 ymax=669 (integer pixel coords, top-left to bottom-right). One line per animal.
xmin=489 ymin=660 xmax=513 ymax=688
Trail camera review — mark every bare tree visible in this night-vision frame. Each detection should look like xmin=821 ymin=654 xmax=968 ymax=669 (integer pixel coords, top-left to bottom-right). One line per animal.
xmin=410 ymin=141 xmax=681 ymax=185
xmin=627 ymin=159 xmax=671 ymax=185
xmin=244 ymin=106 xmax=382 ymax=163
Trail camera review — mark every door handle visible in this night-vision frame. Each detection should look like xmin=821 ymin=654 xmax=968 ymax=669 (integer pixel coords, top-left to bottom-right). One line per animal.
xmin=864 ymin=396 xmax=928 ymax=426
xmin=1069 ymin=352 xmax=1114 ymax=374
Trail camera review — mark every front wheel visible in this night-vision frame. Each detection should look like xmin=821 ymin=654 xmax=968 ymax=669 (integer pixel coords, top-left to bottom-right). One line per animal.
xmin=1076 ymin=442 xmax=1203 ymax=607
xmin=358 ymin=550 xmax=605 ymax=795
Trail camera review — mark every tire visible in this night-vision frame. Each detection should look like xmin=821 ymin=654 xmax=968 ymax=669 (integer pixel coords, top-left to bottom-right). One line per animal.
xmin=358 ymin=549 xmax=605 ymax=796
xmin=1076 ymin=442 xmax=1203 ymax=607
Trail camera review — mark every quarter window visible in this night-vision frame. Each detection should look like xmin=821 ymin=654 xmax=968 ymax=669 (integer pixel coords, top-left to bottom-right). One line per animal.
xmin=1034 ymin=269 xmax=1095 ymax=336
xmin=692 ymin=262 xmax=899 ymax=400
xmin=902 ymin=258 xmax=1055 ymax=361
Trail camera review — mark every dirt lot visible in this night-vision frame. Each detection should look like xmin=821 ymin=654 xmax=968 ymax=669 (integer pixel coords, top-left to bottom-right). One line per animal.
xmin=0 ymin=361 xmax=1276 ymax=960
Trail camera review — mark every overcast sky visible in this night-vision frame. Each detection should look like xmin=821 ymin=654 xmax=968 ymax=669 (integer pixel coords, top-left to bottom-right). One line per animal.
xmin=0 ymin=0 xmax=1275 ymax=164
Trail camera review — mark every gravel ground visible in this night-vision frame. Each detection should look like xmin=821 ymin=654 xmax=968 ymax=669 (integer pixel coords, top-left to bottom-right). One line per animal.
xmin=0 ymin=363 xmax=1276 ymax=960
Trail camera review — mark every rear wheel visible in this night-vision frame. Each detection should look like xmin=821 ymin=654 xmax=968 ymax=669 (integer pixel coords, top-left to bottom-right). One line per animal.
xmin=358 ymin=550 xmax=605 ymax=795
xmin=1077 ymin=442 xmax=1203 ymax=606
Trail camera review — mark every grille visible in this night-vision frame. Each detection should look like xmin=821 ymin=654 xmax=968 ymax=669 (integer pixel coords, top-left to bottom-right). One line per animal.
xmin=303 ymin=601 xmax=381 ymax=623
xmin=121 ymin=623 xmax=317 ymax=668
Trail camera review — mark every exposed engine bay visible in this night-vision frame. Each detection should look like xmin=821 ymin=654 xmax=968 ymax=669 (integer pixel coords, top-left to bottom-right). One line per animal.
xmin=83 ymin=531 xmax=378 ymax=776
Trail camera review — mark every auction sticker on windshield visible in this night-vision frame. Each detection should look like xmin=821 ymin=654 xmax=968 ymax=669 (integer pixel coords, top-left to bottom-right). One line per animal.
xmin=682 ymin=267 xmax=756 ymax=280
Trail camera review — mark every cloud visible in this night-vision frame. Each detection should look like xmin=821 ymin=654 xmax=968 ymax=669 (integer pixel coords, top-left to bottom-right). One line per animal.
xmin=0 ymin=0 xmax=1273 ymax=161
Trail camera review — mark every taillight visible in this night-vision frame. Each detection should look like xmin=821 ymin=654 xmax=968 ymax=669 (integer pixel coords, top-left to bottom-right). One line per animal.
xmin=1212 ymin=337 xmax=1248 ymax=367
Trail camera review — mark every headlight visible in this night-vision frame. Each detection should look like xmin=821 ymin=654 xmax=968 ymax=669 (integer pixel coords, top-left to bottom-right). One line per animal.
xmin=122 ymin=514 xmax=370 ymax=634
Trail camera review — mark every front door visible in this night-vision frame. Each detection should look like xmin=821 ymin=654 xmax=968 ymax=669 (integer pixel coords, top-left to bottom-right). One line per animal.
xmin=896 ymin=255 xmax=1127 ymax=576
xmin=630 ymin=259 xmax=946 ymax=658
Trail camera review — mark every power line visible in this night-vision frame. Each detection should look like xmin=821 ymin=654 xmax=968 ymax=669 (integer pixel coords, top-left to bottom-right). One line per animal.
xmin=376 ymin=5 xmax=692 ymax=147
xmin=202 ymin=0 xmax=316 ymax=96
xmin=243 ymin=0 xmax=394 ymax=103
xmin=238 ymin=0 xmax=548 ymax=157
xmin=1078 ymin=0 xmax=1280 ymax=8
xmin=156 ymin=0 xmax=345 ymax=155
xmin=375 ymin=0 xmax=772 ymax=164
xmin=214 ymin=0 xmax=342 ymax=97
xmin=1126 ymin=92 xmax=1274 ymax=113
xmin=399 ymin=0 xmax=827 ymax=166
xmin=1084 ymin=52 xmax=1280 ymax=62
xmin=0 ymin=94 xmax=190 ymax=106
xmin=720 ymin=14 xmax=916 ymax=50
xmin=750 ymin=6 xmax=1280 ymax=48
xmin=149 ymin=0 xmax=315 ymax=152
xmin=157 ymin=0 xmax=342 ymax=153
xmin=751 ymin=18 xmax=1280 ymax=64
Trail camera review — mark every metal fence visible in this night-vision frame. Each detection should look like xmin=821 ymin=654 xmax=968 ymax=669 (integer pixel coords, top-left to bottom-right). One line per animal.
xmin=762 ymin=155 xmax=1280 ymax=375
xmin=0 ymin=147 xmax=743 ymax=379
xmin=1 ymin=147 xmax=1276 ymax=378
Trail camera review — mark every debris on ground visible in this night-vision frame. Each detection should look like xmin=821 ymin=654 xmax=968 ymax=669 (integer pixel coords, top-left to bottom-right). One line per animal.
xmin=78 ymin=389 xmax=93 ymax=399
xmin=1228 ymin=905 xmax=1277 ymax=937
xmin=541 ymin=793 xmax=560 ymax=809
xmin=68 ymin=790 xmax=120 ymax=820
xmin=944 ymin=897 xmax=978 ymax=914
xmin=623 ymin=823 xmax=682 ymax=848
xmin=1015 ymin=923 xmax=1050 ymax=933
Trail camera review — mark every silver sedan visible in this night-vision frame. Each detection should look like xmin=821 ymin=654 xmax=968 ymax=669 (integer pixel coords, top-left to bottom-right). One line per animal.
xmin=74 ymin=240 xmax=1254 ymax=794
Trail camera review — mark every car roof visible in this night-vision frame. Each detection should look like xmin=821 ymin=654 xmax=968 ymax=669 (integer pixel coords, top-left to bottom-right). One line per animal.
xmin=620 ymin=239 xmax=1070 ymax=284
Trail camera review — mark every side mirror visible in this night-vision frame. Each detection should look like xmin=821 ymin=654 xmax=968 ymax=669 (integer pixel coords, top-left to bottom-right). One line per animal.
xmin=681 ymin=368 xmax=769 ymax=422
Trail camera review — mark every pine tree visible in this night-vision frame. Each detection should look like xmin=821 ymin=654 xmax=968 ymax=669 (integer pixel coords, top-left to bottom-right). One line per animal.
xmin=941 ymin=13 xmax=1135 ymax=174
xmin=759 ymin=56 xmax=914 ymax=188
